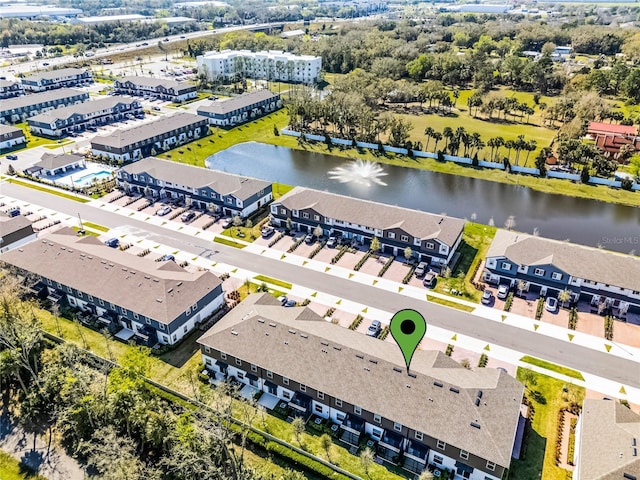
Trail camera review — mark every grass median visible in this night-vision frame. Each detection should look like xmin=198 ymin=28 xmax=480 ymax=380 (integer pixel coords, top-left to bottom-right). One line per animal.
xmin=520 ymin=355 xmax=584 ymax=381
xmin=6 ymin=178 xmax=90 ymax=203
xmin=254 ymin=275 xmax=293 ymax=290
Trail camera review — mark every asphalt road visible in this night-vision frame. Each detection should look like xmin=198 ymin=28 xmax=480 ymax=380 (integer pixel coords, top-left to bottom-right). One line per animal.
xmin=3 ymin=182 xmax=640 ymax=388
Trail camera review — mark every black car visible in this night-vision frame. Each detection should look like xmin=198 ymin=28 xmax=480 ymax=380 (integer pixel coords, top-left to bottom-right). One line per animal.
xmin=181 ymin=211 xmax=196 ymax=222
xmin=6 ymin=154 xmax=18 ymax=160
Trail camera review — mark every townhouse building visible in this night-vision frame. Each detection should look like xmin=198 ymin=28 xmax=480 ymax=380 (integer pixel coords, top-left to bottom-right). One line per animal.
xmin=21 ymin=68 xmax=93 ymax=92
xmin=196 ymin=90 xmax=281 ymax=126
xmin=0 ymin=79 xmax=24 ymax=99
xmin=196 ymin=50 xmax=322 ymax=84
xmin=113 ymin=76 xmax=197 ymax=103
xmin=574 ymin=399 xmax=640 ymax=479
xmin=484 ymin=230 xmax=640 ymax=318
xmin=270 ymin=187 xmax=465 ymax=267
xmin=198 ymin=293 xmax=524 ymax=480
xmin=0 ymin=125 xmax=26 ymax=150
xmin=0 ymin=214 xmax=36 ymax=254
xmin=0 ymin=88 xmax=89 ymax=124
xmin=27 ymin=96 xmax=143 ymax=138
xmin=0 ymin=227 xmax=225 ymax=346
xmin=117 ymin=157 xmax=272 ymax=217
xmin=91 ymin=112 xmax=209 ymax=162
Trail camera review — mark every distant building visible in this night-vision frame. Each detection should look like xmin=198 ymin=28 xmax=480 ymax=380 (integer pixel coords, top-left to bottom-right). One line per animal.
xmin=0 ymin=79 xmax=24 ymax=99
xmin=117 ymin=157 xmax=273 ymax=217
xmin=281 ymin=29 xmax=305 ymax=39
xmin=114 ymin=76 xmax=197 ymax=103
xmin=270 ymin=187 xmax=465 ymax=267
xmin=198 ymin=292 xmax=524 ymax=479
xmin=196 ymin=90 xmax=281 ymax=126
xmin=174 ymin=0 xmax=230 ymax=6
xmin=21 ymin=68 xmax=93 ymax=92
xmin=0 ymin=88 xmax=89 ymax=124
xmin=587 ymin=122 xmax=640 ymax=159
xmin=197 ymin=50 xmax=322 ymax=84
xmin=72 ymin=14 xmax=147 ymax=24
xmin=90 ymin=112 xmax=209 ymax=162
xmin=444 ymin=4 xmax=513 ymax=13
xmin=0 ymin=6 xmax=82 ymax=19
xmin=28 ymin=96 xmax=143 ymax=138
xmin=24 ymin=153 xmax=86 ymax=178
xmin=0 ymin=125 xmax=26 ymax=150
xmin=574 ymin=399 xmax=640 ymax=479
xmin=0 ymin=214 xmax=36 ymax=254
xmin=0 ymin=227 xmax=225 ymax=346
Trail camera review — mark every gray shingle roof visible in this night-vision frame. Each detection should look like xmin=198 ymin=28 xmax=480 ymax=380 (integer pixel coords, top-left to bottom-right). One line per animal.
xmin=91 ymin=112 xmax=207 ymax=149
xmin=0 ymin=124 xmax=23 ymax=136
xmin=577 ymin=399 xmax=640 ymax=479
xmin=274 ymin=187 xmax=465 ymax=246
xmin=198 ymin=293 xmax=524 ymax=467
xmin=33 ymin=153 xmax=85 ymax=170
xmin=0 ymin=88 xmax=88 ymax=113
xmin=22 ymin=67 xmax=89 ymax=82
xmin=120 ymin=157 xmax=271 ymax=201
xmin=0 ymin=214 xmax=33 ymax=239
xmin=197 ymin=90 xmax=278 ymax=116
xmin=28 ymin=96 xmax=138 ymax=124
xmin=487 ymin=230 xmax=640 ymax=291
xmin=0 ymin=79 xmax=20 ymax=88
xmin=117 ymin=76 xmax=194 ymax=94
xmin=0 ymin=227 xmax=222 ymax=325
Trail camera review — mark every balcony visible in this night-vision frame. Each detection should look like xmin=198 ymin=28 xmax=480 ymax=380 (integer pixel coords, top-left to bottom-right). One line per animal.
xmin=339 ymin=413 xmax=364 ymax=446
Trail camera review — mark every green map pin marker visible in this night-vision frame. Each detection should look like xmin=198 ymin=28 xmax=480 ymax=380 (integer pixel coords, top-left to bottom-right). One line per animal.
xmin=390 ymin=309 xmax=427 ymax=374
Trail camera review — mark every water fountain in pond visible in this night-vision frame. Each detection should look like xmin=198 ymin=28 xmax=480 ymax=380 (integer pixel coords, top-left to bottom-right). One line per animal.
xmin=328 ymin=159 xmax=388 ymax=187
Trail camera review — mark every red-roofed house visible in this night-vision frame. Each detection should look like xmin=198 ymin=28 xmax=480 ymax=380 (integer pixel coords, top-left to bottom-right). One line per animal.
xmin=587 ymin=122 xmax=640 ymax=160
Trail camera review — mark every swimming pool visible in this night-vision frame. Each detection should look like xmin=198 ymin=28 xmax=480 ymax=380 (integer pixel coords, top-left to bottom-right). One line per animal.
xmin=73 ymin=170 xmax=113 ymax=186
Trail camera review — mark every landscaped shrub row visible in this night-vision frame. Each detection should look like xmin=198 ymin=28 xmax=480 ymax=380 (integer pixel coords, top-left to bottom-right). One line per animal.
xmin=227 ymin=290 xmax=240 ymax=301
xmin=401 ymin=264 xmax=416 ymax=284
xmin=219 ymin=273 xmax=230 ymax=281
xmin=202 ymin=219 xmax=216 ymax=230
xmin=287 ymin=236 xmax=306 ymax=253
xmin=535 ymin=297 xmax=545 ymax=320
xmin=268 ymin=232 xmax=285 ymax=247
xmin=136 ymin=201 xmax=151 ymax=211
xmin=445 ymin=344 xmax=454 ymax=356
xmin=168 ymin=208 xmax=187 ymax=221
xmin=330 ymin=246 xmax=349 ymax=264
xmin=324 ymin=307 xmax=336 ymax=318
xmin=300 ymin=299 xmax=311 ymax=306
xmin=567 ymin=417 xmax=578 ymax=467
xmin=137 ymin=248 xmax=151 ymax=257
xmin=555 ymin=409 xmax=565 ymax=466
xmin=353 ymin=251 xmax=373 ymax=271
xmin=568 ymin=307 xmax=578 ymax=330
xmin=478 ymin=353 xmax=489 ymax=368
xmin=604 ymin=315 xmax=614 ymax=340
xmin=308 ymin=242 xmax=325 ymax=259
xmin=124 ymin=195 xmax=141 ymax=206
xmin=379 ymin=325 xmax=390 ymax=340
xmin=377 ymin=256 xmax=395 ymax=277
xmin=504 ymin=292 xmax=514 ymax=312
xmin=348 ymin=315 xmax=363 ymax=330
xmin=119 ymin=243 xmax=132 ymax=251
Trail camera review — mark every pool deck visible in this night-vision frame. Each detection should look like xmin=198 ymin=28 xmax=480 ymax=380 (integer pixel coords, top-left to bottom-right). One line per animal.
xmin=42 ymin=164 xmax=116 ymax=188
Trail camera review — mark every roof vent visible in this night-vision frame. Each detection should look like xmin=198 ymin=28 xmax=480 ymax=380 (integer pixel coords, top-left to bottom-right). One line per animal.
xmin=284 ymin=341 xmax=289 ymax=345
xmin=265 ymin=333 xmax=269 ymax=336
xmin=477 ymin=390 xmax=483 ymax=398
xmin=101 ymin=260 xmax=106 ymax=264
xmin=321 ymin=349 xmax=328 ymax=353
xmin=471 ymin=422 xmax=481 ymax=429
xmin=60 ymin=247 xmax=66 ymax=250
xmin=80 ymin=253 xmax=85 ymax=257
xmin=269 ymin=322 xmax=276 ymax=327
xmin=156 ymin=298 xmax=163 ymax=303
xmin=364 ymin=367 xmax=370 ymax=372
xmin=624 ymin=474 xmax=637 ymax=480
xmin=167 ymin=288 xmax=173 ymax=293
xmin=300 ymin=334 xmax=308 ymax=339
xmin=475 ymin=398 xmax=481 ymax=407
xmin=68 ymin=249 xmax=73 ymax=253
xmin=406 ymin=384 xmax=411 ymax=388
xmin=288 ymin=329 xmax=297 ymax=335
xmin=393 ymin=367 xmax=402 ymax=373
xmin=369 ymin=359 xmax=378 ymax=365
xmin=87 ymin=256 xmax=93 ymax=259
xmin=109 ymin=263 xmax=114 ymax=267
xmin=356 ymin=354 xmax=364 ymax=359
xmin=321 ymin=341 xmax=329 ymax=346
xmin=450 ymin=387 xmax=460 ymax=394
xmin=177 ymin=281 xmax=182 ymax=286
xmin=633 ymin=438 xmax=637 ymax=447
xmin=144 ymin=275 xmax=151 ymax=279
xmin=333 ymin=346 xmax=342 ymax=351
xmin=434 ymin=381 xmax=443 ymax=388
xmin=153 ymin=279 xmax=159 ymax=283
xmin=231 ymin=330 xmax=238 ymax=336
xmin=257 ymin=318 xmax=265 ymax=323
xmin=130 ymin=271 xmax=136 ymax=275
xmin=122 ymin=267 xmax=127 ymax=271
xmin=633 ymin=449 xmax=638 ymax=457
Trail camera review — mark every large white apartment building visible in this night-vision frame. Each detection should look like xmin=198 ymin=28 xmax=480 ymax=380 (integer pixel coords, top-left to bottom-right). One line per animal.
xmin=196 ymin=50 xmax=322 ymax=84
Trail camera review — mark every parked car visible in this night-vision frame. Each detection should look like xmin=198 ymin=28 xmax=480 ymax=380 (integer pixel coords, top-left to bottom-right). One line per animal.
xmin=326 ymin=236 xmax=338 ymax=248
xmin=181 ymin=211 xmax=196 ymax=222
xmin=277 ymin=295 xmax=288 ymax=305
xmin=152 ymin=106 xmax=161 ymax=111
xmin=545 ymin=297 xmax=558 ymax=313
xmin=497 ymin=284 xmax=510 ymax=300
xmin=366 ymin=320 xmax=382 ymax=337
xmin=156 ymin=206 xmax=172 ymax=216
xmin=415 ymin=262 xmax=429 ymax=278
xmin=7 ymin=207 xmax=20 ymax=217
xmin=423 ymin=272 xmax=436 ymax=288
xmin=305 ymin=234 xmax=315 ymax=244
xmin=221 ymin=218 xmax=233 ymax=229
xmin=261 ymin=226 xmax=275 ymax=238
xmin=105 ymin=238 xmax=119 ymax=248
xmin=284 ymin=299 xmax=297 ymax=307
xmin=481 ymin=290 xmax=493 ymax=305
xmin=6 ymin=154 xmax=17 ymax=160
xmin=160 ymin=254 xmax=175 ymax=262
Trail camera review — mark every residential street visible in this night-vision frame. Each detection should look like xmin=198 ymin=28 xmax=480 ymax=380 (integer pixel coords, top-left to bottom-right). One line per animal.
xmin=2 ymin=181 xmax=640 ymax=388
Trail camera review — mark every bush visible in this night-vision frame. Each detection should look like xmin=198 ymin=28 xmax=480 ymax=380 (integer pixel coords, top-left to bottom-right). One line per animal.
xmin=287 ymin=235 xmax=305 ymax=253
xmin=604 ymin=315 xmax=614 ymax=340
xmin=478 ymin=353 xmax=488 ymax=368
xmin=268 ymin=232 xmax=285 ymax=247
xmin=568 ymin=307 xmax=578 ymax=330
xmin=445 ymin=344 xmax=454 ymax=356
xmin=621 ymin=178 xmax=633 ymax=191
xmin=401 ymin=264 xmax=416 ymax=283
xmin=535 ymin=297 xmax=545 ymax=320
xmin=308 ymin=242 xmax=325 ymax=259
xmin=354 ymin=251 xmax=372 ymax=271
xmin=330 ymin=245 xmax=349 ymax=264
xmin=348 ymin=315 xmax=363 ymax=330
xmin=504 ymin=292 xmax=514 ymax=312
xmin=379 ymin=325 xmax=390 ymax=340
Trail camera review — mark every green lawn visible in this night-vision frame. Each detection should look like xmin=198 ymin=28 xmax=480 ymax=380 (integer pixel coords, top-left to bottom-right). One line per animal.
xmin=0 ymin=451 xmax=47 ymax=480
xmin=426 ymin=295 xmax=475 ymax=312
xmin=6 ymin=178 xmax=90 ymax=203
xmin=213 ymin=236 xmax=246 ymax=249
xmin=82 ymin=221 xmax=109 ymax=232
xmin=520 ymin=356 xmax=585 ymax=381
xmin=509 ymin=369 xmax=584 ymax=480
xmin=254 ymin=275 xmax=293 ymax=290
xmin=1 ymin=123 xmax=68 ymax=155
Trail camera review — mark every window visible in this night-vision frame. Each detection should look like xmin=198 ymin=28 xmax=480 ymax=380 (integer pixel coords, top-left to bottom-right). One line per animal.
xmin=87 ymin=295 xmax=93 ymax=301
xmin=335 ymin=399 xmax=342 ymax=407
xmin=266 ymin=370 xmax=273 ymax=379
xmin=183 ymin=325 xmax=188 ymax=333
xmin=236 ymin=372 xmax=244 ymax=380
xmin=486 ymin=461 xmax=495 ymax=471
xmin=314 ymin=215 xmax=320 ymax=221
xmin=354 ymin=406 xmax=361 ymax=415
xmin=47 ymin=279 xmax=52 ymax=285
xmin=388 ymin=232 xmax=395 ymax=239
xmin=186 ymin=307 xmax=191 ymax=316
xmin=220 ymin=352 xmax=227 ymax=359
xmin=460 ymin=450 xmax=469 ymax=460
xmin=314 ymin=404 xmax=323 ymax=414
xmin=552 ymin=272 xmax=563 ymax=281
xmin=437 ymin=440 xmax=446 ymax=450
xmin=121 ymin=307 xmax=127 ymax=315
xmin=534 ymin=268 xmax=545 ymax=276
xmin=77 ymin=291 xmax=83 ymax=298
xmin=393 ymin=422 xmax=402 ymax=432
xmin=280 ymin=208 xmax=286 ymax=215
xmin=302 ymin=212 xmax=309 ymax=219
xmin=251 ymin=364 xmax=257 ymax=372
xmin=235 ymin=358 xmax=242 ymax=366
xmin=110 ymin=303 xmax=116 ymax=310
xmin=205 ymin=358 xmax=212 ymax=365
xmin=282 ymin=391 xmax=291 ymax=400
xmin=415 ymin=431 xmax=423 ymax=441
xmin=300 ymin=384 xmax=306 ymax=392
xmin=283 ymin=377 xmax=289 ymax=385
xmin=336 ymin=412 xmax=346 ymax=421
xmin=426 ymin=242 xmax=435 ymax=250
xmin=501 ymin=262 xmax=511 ymax=270
xmin=374 ymin=414 xmax=381 ymax=423
xmin=317 ymin=391 xmax=324 ymax=400
xmin=433 ymin=455 xmax=443 ymax=464
xmin=401 ymin=235 xmax=409 ymax=242
xmin=67 ymin=286 xmax=72 ymax=293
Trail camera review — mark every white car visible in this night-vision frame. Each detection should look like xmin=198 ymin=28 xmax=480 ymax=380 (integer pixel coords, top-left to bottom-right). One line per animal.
xmin=545 ymin=297 xmax=558 ymax=313
xmin=497 ymin=284 xmax=509 ymax=299
xmin=156 ymin=206 xmax=171 ymax=216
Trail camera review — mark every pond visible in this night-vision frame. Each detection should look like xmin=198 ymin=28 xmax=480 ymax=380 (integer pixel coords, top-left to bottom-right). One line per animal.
xmin=206 ymin=142 xmax=639 ymax=253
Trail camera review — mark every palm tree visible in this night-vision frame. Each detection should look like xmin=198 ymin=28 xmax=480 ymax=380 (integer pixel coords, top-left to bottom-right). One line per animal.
xmin=493 ymin=136 xmax=505 ymax=161
xmin=504 ymin=139 xmax=515 ymax=161
xmin=558 ymin=289 xmax=572 ymax=308
xmin=442 ymin=127 xmax=453 ymax=151
xmin=524 ymin=140 xmax=537 ymax=166
xmin=432 ymin=132 xmax=443 ymax=152
xmin=424 ymin=126 xmax=435 ymax=151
